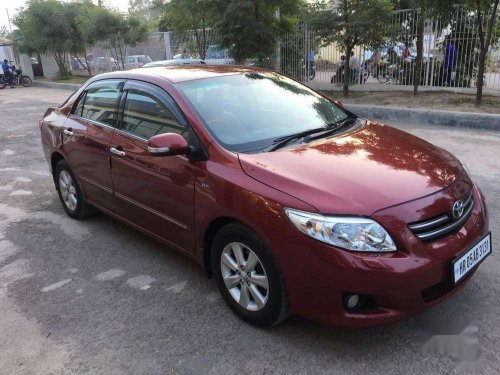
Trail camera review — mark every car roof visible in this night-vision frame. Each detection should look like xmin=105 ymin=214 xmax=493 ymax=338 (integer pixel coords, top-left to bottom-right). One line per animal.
xmin=98 ymin=65 xmax=271 ymax=84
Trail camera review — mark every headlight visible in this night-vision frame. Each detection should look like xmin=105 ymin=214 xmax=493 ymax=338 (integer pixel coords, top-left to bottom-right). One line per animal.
xmin=284 ymin=208 xmax=397 ymax=252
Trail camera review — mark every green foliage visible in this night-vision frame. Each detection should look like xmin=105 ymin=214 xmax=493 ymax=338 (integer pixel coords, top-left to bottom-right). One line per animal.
xmin=14 ymin=0 xmax=149 ymax=77
xmin=213 ymin=0 xmax=305 ymax=63
xmin=309 ymin=0 xmax=393 ymax=93
xmin=0 ymin=26 xmax=10 ymax=40
xmin=14 ymin=0 xmax=75 ymax=76
xmin=158 ymin=0 xmax=218 ymax=59
xmin=310 ymin=0 xmax=393 ymax=52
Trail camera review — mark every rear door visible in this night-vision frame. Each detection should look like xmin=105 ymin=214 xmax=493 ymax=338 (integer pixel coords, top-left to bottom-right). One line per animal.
xmin=109 ymin=80 xmax=196 ymax=253
xmin=63 ymin=79 xmax=124 ymax=210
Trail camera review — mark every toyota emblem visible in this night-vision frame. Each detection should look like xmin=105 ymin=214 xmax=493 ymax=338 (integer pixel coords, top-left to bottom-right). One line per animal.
xmin=452 ymin=200 xmax=464 ymax=219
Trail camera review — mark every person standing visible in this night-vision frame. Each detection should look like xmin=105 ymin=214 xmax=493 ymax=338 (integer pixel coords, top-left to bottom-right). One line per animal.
xmin=2 ymin=59 xmax=14 ymax=88
xmin=441 ymin=36 xmax=458 ymax=86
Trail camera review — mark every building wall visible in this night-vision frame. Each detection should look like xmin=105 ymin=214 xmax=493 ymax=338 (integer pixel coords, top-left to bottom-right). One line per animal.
xmin=0 ymin=45 xmax=16 ymax=64
xmin=40 ymin=54 xmax=62 ymax=78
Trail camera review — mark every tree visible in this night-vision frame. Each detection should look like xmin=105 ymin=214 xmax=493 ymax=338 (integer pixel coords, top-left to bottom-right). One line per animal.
xmin=0 ymin=26 xmax=10 ymax=39
xmin=78 ymin=7 xmax=149 ymax=70
xmin=213 ymin=0 xmax=304 ymax=64
xmin=14 ymin=0 xmax=75 ymax=76
xmin=470 ymin=0 xmax=500 ymax=106
xmin=67 ymin=1 xmax=95 ymax=77
xmin=158 ymin=0 xmax=218 ymax=59
xmin=310 ymin=0 xmax=393 ymax=96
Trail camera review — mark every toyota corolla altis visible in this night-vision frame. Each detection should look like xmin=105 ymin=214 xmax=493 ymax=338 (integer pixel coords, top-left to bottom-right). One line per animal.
xmin=40 ymin=66 xmax=491 ymax=327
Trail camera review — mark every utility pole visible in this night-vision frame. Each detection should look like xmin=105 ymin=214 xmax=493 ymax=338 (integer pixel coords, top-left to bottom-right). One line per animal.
xmin=6 ymin=8 xmax=13 ymax=34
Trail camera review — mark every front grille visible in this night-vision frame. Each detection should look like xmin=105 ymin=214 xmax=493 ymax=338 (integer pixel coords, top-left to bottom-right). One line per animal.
xmin=408 ymin=191 xmax=473 ymax=241
xmin=421 ymin=276 xmax=454 ymax=303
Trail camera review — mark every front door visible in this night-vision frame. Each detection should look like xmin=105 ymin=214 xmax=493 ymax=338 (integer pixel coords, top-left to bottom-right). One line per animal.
xmin=63 ymin=79 xmax=124 ymax=209
xmin=109 ymin=80 xmax=196 ymax=253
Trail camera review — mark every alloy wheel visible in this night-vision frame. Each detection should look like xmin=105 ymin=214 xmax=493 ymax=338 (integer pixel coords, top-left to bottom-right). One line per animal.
xmin=220 ymin=242 xmax=269 ymax=311
xmin=59 ymin=170 xmax=78 ymax=211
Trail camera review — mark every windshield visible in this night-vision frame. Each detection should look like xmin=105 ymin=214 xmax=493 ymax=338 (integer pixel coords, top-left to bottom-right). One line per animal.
xmin=177 ymin=72 xmax=349 ymax=152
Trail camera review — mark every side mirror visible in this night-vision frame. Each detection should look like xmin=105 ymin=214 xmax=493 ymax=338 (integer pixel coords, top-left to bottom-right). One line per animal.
xmin=147 ymin=133 xmax=189 ymax=156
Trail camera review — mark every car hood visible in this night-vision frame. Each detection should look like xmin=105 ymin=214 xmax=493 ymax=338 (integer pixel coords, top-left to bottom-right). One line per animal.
xmin=238 ymin=122 xmax=463 ymax=215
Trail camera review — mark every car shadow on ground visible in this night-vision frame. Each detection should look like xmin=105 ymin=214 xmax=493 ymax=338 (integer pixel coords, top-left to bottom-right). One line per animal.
xmin=3 ymin=197 xmax=489 ymax=373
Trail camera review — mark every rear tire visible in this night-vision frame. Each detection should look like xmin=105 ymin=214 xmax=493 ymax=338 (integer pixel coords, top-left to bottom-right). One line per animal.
xmin=21 ymin=76 xmax=32 ymax=87
xmin=55 ymin=159 xmax=96 ymax=220
xmin=211 ymin=223 xmax=290 ymax=327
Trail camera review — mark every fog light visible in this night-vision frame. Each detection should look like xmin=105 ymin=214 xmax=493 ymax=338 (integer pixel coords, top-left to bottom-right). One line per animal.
xmin=345 ymin=294 xmax=360 ymax=310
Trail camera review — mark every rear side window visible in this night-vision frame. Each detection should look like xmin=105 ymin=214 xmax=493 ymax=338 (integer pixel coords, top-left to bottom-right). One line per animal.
xmin=72 ymin=80 xmax=123 ymax=127
xmin=121 ymin=88 xmax=185 ymax=139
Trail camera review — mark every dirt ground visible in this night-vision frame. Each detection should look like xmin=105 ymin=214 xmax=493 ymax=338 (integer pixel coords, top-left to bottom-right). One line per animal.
xmin=322 ymin=91 xmax=500 ymax=114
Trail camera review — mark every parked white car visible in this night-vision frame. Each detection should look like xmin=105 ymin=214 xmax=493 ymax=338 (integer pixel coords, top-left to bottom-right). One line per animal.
xmin=204 ymin=45 xmax=234 ymax=65
xmin=124 ymin=55 xmax=153 ymax=69
xmin=143 ymin=59 xmax=206 ymax=67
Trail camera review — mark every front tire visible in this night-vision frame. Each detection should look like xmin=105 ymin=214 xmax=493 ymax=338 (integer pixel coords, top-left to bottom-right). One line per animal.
xmin=211 ymin=223 xmax=290 ymax=327
xmin=55 ymin=160 xmax=95 ymax=220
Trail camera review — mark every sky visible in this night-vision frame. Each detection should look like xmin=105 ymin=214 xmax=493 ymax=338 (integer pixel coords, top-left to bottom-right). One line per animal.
xmin=1 ymin=0 xmax=130 ymax=33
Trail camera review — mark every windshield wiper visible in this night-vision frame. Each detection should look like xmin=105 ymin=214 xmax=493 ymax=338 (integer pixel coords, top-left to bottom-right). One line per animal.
xmin=263 ymin=117 xmax=359 ymax=152
xmin=263 ymin=127 xmax=330 ymax=152
xmin=303 ymin=117 xmax=359 ymax=143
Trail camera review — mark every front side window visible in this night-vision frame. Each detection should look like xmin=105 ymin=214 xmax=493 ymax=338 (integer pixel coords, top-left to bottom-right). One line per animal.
xmin=73 ymin=80 xmax=123 ymax=127
xmin=121 ymin=88 xmax=185 ymax=139
xmin=177 ymin=72 xmax=349 ymax=152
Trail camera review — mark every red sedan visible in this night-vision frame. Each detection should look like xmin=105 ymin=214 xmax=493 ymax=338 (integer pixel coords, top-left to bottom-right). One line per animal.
xmin=40 ymin=66 xmax=490 ymax=327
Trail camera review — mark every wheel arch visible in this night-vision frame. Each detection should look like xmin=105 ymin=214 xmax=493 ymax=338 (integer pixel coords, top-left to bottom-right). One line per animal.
xmin=202 ymin=216 xmax=241 ymax=277
xmin=51 ymin=151 xmax=65 ymax=179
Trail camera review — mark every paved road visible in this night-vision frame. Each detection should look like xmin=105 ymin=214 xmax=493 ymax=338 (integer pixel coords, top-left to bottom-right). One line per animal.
xmin=0 ymin=87 xmax=499 ymax=375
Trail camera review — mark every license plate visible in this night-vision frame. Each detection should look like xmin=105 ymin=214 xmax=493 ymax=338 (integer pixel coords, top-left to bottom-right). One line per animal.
xmin=452 ymin=233 xmax=491 ymax=284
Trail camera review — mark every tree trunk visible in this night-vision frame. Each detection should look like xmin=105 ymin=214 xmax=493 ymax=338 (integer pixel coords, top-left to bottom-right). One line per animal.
xmin=475 ymin=0 xmax=500 ymax=107
xmin=85 ymin=55 xmax=92 ymax=77
xmin=202 ymin=26 xmax=207 ymax=60
xmin=413 ymin=14 xmax=424 ymax=95
xmin=194 ymin=30 xmax=202 ymax=60
xmin=343 ymin=46 xmax=352 ymax=97
xmin=476 ymin=49 xmax=486 ymax=106
xmin=52 ymin=51 xmax=67 ymax=77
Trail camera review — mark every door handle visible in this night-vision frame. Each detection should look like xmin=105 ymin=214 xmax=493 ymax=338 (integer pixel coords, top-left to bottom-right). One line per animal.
xmin=63 ymin=129 xmax=74 ymax=137
xmin=110 ymin=147 xmax=126 ymax=157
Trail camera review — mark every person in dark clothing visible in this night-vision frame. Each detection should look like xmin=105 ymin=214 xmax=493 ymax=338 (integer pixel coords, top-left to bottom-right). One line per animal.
xmin=440 ymin=36 xmax=458 ymax=86
xmin=2 ymin=59 xmax=15 ymax=88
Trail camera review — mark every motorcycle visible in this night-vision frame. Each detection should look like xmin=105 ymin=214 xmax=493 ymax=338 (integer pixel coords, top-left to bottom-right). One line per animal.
xmin=0 ymin=67 xmax=32 ymax=89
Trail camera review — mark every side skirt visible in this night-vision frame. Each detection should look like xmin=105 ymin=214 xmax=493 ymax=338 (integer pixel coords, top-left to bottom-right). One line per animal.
xmin=87 ymin=198 xmax=200 ymax=265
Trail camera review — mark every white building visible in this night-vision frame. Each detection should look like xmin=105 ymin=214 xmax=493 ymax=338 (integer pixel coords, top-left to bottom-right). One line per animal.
xmin=0 ymin=38 xmax=16 ymax=64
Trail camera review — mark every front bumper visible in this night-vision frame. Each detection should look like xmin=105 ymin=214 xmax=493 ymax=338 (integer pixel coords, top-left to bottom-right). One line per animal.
xmin=274 ymin=184 xmax=489 ymax=328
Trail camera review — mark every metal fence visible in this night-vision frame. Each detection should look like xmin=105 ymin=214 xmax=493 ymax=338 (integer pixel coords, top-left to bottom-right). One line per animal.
xmin=76 ymin=6 xmax=500 ymax=91
xmin=282 ymin=7 xmax=500 ymax=90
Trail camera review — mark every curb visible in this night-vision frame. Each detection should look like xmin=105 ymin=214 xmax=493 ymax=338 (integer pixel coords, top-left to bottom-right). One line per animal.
xmin=344 ymin=104 xmax=500 ymax=131
xmin=33 ymin=80 xmax=82 ymax=91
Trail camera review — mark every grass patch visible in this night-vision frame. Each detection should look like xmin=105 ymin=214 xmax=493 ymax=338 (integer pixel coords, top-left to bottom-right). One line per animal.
xmin=37 ymin=76 xmax=90 ymax=84
xmin=320 ymin=91 xmax=500 ymax=114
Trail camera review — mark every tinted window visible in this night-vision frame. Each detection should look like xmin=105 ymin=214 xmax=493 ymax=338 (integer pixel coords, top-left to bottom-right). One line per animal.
xmin=177 ymin=72 xmax=348 ymax=152
xmin=75 ymin=80 xmax=123 ymax=127
xmin=121 ymin=88 xmax=185 ymax=139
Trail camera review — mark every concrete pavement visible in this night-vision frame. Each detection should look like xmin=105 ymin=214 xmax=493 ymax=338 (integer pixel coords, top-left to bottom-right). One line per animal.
xmin=0 ymin=87 xmax=499 ymax=375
